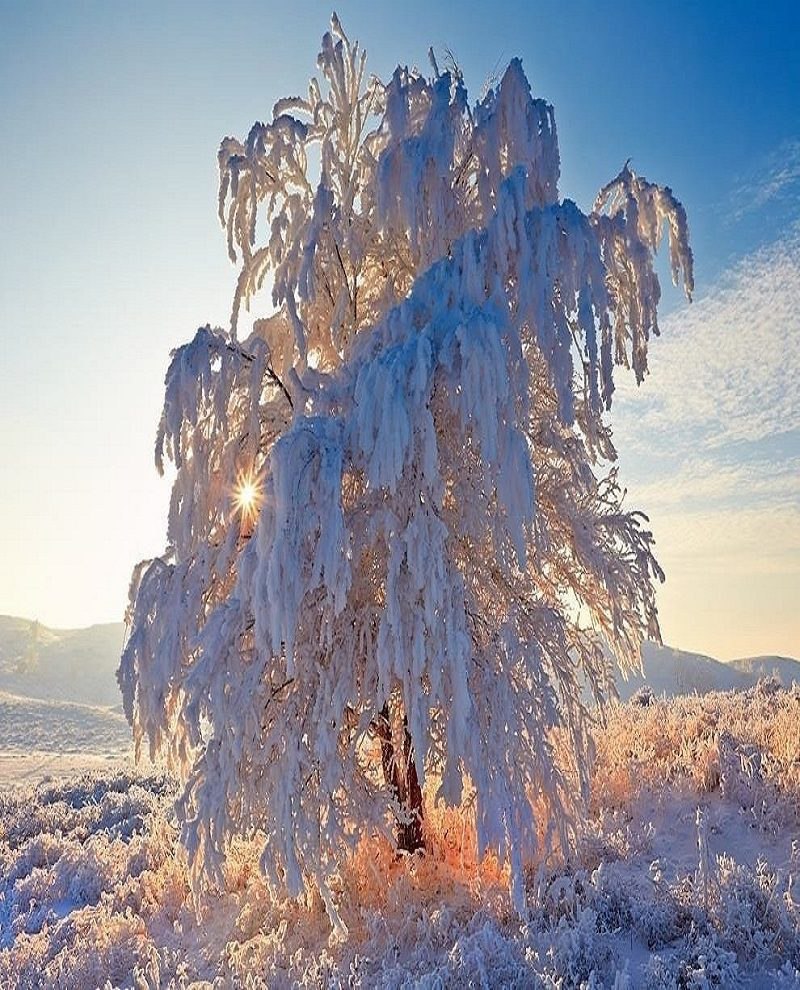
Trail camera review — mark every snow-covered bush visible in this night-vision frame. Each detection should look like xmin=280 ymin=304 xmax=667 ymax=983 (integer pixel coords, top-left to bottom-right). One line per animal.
xmin=712 ymin=854 xmax=800 ymax=968
xmin=546 ymin=905 xmax=614 ymax=986
xmin=119 ymin=15 xmax=693 ymax=915
xmin=643 ymin=927 xmax=740 ymax=989
xmin=591 ymin=685 xmax=800 ymax=823
xmin=630 ymin=685 xmax=655 ymax=707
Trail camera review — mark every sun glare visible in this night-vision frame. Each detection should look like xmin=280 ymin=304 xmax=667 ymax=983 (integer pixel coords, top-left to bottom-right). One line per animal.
xmin=233 ymin=469 xmax=263 ymax=532
xmin=235 ymin=480 xmax=257 ymax=511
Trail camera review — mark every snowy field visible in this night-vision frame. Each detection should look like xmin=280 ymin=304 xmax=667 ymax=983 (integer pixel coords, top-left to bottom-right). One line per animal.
xmin=1 ymin=682 xmax=798 ymax=988
xmin=0 ymin=692 xmax=131 ymax=789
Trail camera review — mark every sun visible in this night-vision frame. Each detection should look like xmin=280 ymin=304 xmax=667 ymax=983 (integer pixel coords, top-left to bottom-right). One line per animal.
xmin=235 ymin=479 xmax=258 ymax=512
xmin=232 ymin=468 xmax=263 ymax=532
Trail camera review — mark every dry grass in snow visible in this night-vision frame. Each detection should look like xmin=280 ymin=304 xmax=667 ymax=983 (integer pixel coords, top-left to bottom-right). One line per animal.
xmin=1 ymin=682 xmax=799 ymax=988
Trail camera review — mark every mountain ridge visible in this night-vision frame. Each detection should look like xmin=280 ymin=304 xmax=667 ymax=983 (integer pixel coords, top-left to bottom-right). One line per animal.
xmin=0 ymin=614 xmax=797 ymax=709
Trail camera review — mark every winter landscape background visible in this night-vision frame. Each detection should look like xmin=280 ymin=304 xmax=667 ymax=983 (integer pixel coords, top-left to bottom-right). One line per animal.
xmin=1 ymin=616 xmax=798 ymax=789
xmin=2 ymin=1 xmax=799 ymax=986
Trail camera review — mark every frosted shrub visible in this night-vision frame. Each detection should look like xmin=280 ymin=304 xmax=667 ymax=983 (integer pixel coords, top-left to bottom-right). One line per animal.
xmin=712 ymin=854 xmax=800 ymax=967
xmin=591 ymin=685 xmax=800 ymax=820
xmin=630 ymin=685 xmax=655 ymax=707
xmin=642 ymin=931 xmax=740 ymax=990
xmin=641 ymin=956 xmax=679 ymax=990
xmin=680 ymin=926 xmax=740 ymax=988
xmin=774 ymin=962 xmax=800 ymax=988
xmin=120 ymin=15 xmax=693 ymax=916
xmin=546 ymin=906 xmax=613 ymax=987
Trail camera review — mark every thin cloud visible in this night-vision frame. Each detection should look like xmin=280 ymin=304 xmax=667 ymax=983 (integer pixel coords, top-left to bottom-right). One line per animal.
xmin=729 ymin=138 xmax=800 ymax=222
xmin=613 ymin=226 xmax=800 ymax=454
xmin=627 ymin=455 xmax=799 ymax=514
xmin=610 ymin=228 xmax=800 ymax=657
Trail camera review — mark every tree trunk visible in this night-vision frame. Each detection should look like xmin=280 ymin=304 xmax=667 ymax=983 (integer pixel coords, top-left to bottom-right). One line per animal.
xmin=376 ymin=702 xmax=425 ymax=853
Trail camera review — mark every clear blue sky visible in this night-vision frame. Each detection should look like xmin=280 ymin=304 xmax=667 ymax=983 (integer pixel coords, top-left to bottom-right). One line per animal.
xmin=1 ymin=1 xmax=798 ymax=658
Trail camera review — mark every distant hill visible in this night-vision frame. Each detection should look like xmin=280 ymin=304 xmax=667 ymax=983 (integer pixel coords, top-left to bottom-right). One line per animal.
xmin=0 ymin=615 xmax=797 ymax=711
xmin=727 ymin=655 xmax=800 ymax=685
xmin=613 ymin=642 xmax=753 ymax=701
xmin=0 ymin=616 xmax=125 ymax=707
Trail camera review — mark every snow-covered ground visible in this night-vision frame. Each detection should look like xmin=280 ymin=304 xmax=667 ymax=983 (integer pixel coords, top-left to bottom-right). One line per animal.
xmin=0 ymin=691 xmax=131 ymax=789
xmin=1 ymin=682 xmax=798 ymax=988
xmin=0 ymin=617 xmax=131 ymax=789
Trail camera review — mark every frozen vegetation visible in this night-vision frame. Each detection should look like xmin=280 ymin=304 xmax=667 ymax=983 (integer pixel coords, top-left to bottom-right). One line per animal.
xmin=1 ymin=682 xmax=799 ymax=988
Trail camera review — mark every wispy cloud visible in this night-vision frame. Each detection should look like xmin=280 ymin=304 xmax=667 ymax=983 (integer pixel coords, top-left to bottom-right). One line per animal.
xmin=610 ymin=228 xmax=800 ymax=658
xmin=729 ymin=138 xmax=800 ymax=222
xmin=614 ymin=226 xmax=800 ymax=454
xmin=627 ymin=455 xmax=799 ymax=515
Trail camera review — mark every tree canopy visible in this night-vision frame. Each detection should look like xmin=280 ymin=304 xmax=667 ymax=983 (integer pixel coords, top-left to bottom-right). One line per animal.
xmin=119 ymin=15 xmax=692 ymax=921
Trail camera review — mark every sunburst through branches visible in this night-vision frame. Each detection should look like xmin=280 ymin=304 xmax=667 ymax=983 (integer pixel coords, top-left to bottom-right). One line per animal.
xmin=232 ymin=468 xmax=263 ymax=534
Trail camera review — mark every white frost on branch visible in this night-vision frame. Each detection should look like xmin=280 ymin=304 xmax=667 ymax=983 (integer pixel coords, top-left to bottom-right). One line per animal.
xmin=120 ymin=15 xmax=692 ymax=920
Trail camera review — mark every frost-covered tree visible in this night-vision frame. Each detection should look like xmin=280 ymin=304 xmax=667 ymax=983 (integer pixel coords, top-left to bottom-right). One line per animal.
xmin=119 ymin=15 xmax=692 ymax=920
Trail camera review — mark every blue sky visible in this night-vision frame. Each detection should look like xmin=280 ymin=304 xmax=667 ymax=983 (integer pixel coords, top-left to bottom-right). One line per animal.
xmin=0 ymin=1 xmax=797 ymax=658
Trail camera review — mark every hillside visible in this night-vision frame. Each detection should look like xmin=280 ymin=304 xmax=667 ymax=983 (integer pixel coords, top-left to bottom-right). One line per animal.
xmin=728 ymin=655 xmax=800 ymax=685
xmin=613 ymin=641 xmax=753 ymax=701
xmin=0 ymin=616 xmax=125 ymax=708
